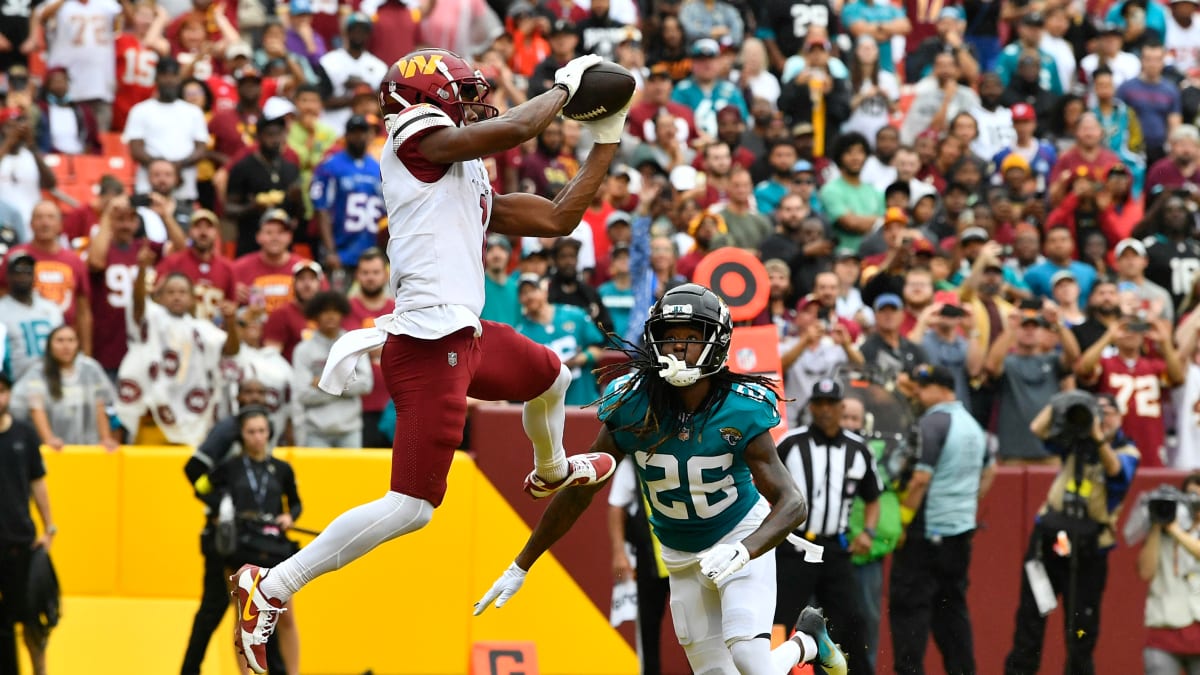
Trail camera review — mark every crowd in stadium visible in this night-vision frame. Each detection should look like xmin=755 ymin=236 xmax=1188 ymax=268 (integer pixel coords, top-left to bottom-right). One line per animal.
xmin=2 ymin=0 xmax=1200 ymax=671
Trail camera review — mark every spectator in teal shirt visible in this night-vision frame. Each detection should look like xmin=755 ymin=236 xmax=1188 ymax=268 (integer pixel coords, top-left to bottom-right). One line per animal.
xmin=840 ymin=0 xmax=911 ymax=73
xmin=994 ymin=13 xmax=1064 ymax=95
xmin=598 ymin=243 xmax=633 ymax=342
xmin=670 ymin=39 xmax=750 ymax=138
xmin=516 ymin=275 xmax=606 ymax=406
xmin=819 ymin=132 xmax=886 ymax=255
xmin=754 ymin=141 xmax=800 ymax=215
xmin=482 ymin=234 xmax=520 ymax=327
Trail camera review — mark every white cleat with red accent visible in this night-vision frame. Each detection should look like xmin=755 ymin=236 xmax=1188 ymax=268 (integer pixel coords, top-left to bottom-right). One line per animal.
xmin=523 ymin=452 xmax=617 ymax=499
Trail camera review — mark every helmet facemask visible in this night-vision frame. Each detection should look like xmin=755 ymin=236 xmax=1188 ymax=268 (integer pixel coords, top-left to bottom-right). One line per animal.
xmin=645 ymin=315 xmax=729 ymax=387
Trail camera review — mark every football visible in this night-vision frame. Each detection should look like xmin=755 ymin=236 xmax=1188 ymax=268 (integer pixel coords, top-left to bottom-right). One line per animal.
xmin=562 ymin=62 xmax=636 ymax=122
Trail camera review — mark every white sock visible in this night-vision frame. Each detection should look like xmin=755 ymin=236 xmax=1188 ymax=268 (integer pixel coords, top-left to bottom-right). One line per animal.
xmin=522 ymin=363 xmax=570 ymax=482
xmin=771 ymin=640 xmax=803 ymax=671
xmin=792 ymin=633 xmax=817 ymax=664
xmin=259 ymin=491 xmax=433 ymax=601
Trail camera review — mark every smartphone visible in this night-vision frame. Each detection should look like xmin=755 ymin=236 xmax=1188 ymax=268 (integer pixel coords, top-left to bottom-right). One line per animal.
xmin=939 ymin=305 xmax=967 ymax=318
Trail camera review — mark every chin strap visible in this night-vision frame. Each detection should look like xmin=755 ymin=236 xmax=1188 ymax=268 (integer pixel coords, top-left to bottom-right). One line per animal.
xmin=657 ymin=354 xmax=703 ymax=387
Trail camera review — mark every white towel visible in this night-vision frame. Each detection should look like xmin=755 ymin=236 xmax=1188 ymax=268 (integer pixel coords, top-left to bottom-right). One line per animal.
xmin=786 ymin=533 xmax=825 ymax=563
xmin=318 ymin=314 xmax=395 ymax=394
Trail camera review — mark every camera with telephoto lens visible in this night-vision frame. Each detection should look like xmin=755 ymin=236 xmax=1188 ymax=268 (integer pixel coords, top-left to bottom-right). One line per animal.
xmin=1147 ymin=485 xmax=1200 ymax=525
xmin=1046 ymin=390 xmax=1102 ymax=447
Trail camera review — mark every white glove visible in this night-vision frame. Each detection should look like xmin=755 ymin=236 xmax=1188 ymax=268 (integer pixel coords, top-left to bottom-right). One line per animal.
xmin=473 ymin=562 xmax=527 ymax=615
xmin=698 ymin=542 xmax=750 ymax=584
xmin=583 ymin=101 xmax=631 ymax=145
xmin=553 ymin=54 xmax=603 ymax=103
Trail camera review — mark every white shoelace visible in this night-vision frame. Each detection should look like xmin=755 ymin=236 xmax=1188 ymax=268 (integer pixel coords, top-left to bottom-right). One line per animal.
xmin=251 ymin=606 xmax=287 ymax=645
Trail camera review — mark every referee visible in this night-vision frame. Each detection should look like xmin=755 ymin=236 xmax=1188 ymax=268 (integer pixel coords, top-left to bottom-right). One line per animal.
xmin=775 ymin=378 xmax=881 ymax=675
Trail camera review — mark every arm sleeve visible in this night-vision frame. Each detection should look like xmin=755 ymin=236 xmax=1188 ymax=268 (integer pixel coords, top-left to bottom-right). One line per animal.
xmin=915 ymin=410 xmax=951 ymax=472
xmin=309 ymin=162 xmax=334 ymax=211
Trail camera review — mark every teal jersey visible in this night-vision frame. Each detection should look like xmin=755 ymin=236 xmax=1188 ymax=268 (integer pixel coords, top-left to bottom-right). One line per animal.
xmin=516 ymin=304 xmax=605 ymax=406
xmin=598 ymin=281 xmax=633 ymax=345
xmin=598 ymin=373 xmax=781 ymax=552
xmin=482 ymin=275 xmax=520 ymax=327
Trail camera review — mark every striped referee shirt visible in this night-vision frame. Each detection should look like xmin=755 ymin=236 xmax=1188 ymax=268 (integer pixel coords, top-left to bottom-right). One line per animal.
xmin=777 ymin=426 xmax=883 ymax=539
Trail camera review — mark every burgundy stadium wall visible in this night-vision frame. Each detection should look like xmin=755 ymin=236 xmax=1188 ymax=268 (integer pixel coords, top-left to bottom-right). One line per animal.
xmin=472 ymin=405 xmax=1186 ymax=675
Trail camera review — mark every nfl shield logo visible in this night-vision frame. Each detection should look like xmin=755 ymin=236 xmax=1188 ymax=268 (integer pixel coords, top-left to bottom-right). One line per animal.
xmin=448 ymin=352 xmax=458 ymax=367
xmin=736 ymin=348 xmax=757 ymax=371
xmin=678 ymin=426 xmax=691 ymax=441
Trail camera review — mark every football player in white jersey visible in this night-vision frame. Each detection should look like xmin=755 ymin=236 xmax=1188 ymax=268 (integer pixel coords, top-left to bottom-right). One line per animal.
xmin=231 ymin=49 xmax=628 ymax=673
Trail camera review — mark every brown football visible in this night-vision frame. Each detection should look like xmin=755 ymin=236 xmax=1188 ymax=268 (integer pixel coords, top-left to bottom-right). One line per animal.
xmin=561 ymin=62 xmax=636 ymax=122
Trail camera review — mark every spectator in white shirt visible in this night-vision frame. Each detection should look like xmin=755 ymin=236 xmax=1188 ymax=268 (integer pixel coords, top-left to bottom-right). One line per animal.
xmin=38 ymin=0 xmax=121 ymax=131
xmin=0 ymin=108 xmax=55 ymax=230
xmin=122 ymin=55 xmax=209 ymax=202
xmin=317 ymin=12 xmax=387 ymax=134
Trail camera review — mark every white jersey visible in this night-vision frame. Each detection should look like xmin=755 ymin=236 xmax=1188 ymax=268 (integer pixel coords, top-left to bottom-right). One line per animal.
xmin=1167 ymin=17 xmax=1200 ymax=74
xmin=45 ymin=0 xmax=121 ymax=103
xmin=0 ymin=295 xmax=64 ymax=381
xmin=970 ymin=105 xmax=1018 ymax=162
xmin=120 ymin=301 xmax=225 ymax=446
xmin=318 ymin=48 xmax=389 ymax=134
xmin=1080 ymin=52 xmax=1142 ymax=89
xmin=220 ymin=346 xmax=293 ymax=447
xmin=380 ymin=103 xmax=491 ymax=339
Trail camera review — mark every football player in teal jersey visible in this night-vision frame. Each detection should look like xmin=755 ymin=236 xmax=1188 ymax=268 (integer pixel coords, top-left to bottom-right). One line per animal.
xmin=476 ymin=283 xmax=848 ymax=675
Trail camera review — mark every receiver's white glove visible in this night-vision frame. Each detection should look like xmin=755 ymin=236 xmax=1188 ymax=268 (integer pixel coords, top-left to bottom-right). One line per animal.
xmin=698 ymin=542 xmax=750 ymax=584
xmin=553 ymin=54 xmax=602 ymax=103
xmin=583 ymin=101 xmax=631 ymax=144
xmin=473 ymin=562 xmax=527 ymax=615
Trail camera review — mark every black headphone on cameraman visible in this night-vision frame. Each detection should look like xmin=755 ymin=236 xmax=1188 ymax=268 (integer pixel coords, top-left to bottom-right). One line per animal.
xmin=236 ymin=405 xmax=276 ymax=446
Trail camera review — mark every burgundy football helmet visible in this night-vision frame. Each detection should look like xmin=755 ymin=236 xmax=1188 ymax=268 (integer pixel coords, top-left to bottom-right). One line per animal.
xmin=379 ymin=48 xmax=498 ymax=126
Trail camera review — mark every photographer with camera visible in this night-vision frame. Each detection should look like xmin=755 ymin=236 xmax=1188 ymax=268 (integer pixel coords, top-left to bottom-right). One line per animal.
xmin=1135 ymin=472 xmax=1200 ymax=673
xmin=183 ymin=406 xmax=303 ymax=675
xmin=1004 ymin=391 xmax=1140 ymax=675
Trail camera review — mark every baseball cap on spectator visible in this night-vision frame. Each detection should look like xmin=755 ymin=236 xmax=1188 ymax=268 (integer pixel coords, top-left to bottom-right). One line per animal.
xmin=226 ymin=42 xmax=253 ymax=60
xmin=836 ymin=250 xmax=862 ymax=263
xmin=1051 ymin=270 xmax=1077 ymax=288
xmin=619 ymin=26 xmax=643 ymax=45
xmin=793 ymin=160 xmax=814 ymax=175
xmin=259 ymin=208 xmax=291 ymax=229
xmin=345 ymin=11 xmax=372 ymax=28
xmin=550 ymin=19 xmax=576 ymax=36
xmin=960 ymin=227 xmax=990 ymax=244
xmin=518 ymin=273 xmax=543 ymax=290
xmin=233 ymin=65 xmax=261 ymax=82
xmin=648 ymin=63 xmax=672 ymax=80
xmin=1018 ymin=306 xmax=1049 ymax=326
xmin=156 ymin=55 xmax=181 ymax=74
xmin=1001 ymin=153 xmax=1031 ymax=174
xmin=6 ymin=64 xmax=28 ymax=90
xmin=507 ymin=0 xmax=535 ymax=17
xmin=796 ymin=294 xmax=819 ymax=312
xmin=1170 ymin=124 xmax=1200 ymax=143
xmin=293 ymin=260 xmax=323 ymax=278
xmin=912 ymin=363 xmax=956 ymax=390
xmin=874 ymin=293 xmax=903 ymax=311
xmin=691 ymin=39 xmax=721 ymax=58
xmin=1097 ymin=20 xmax=1123 ymax=35
xmin=1116 ymin=238 xmax=1147 ymax=257
xmin=670 ymin=165 xmax=699 ymax=191
xmin=6 ymin=251 xmax=34 ymax=270
xmin=792 ymin=122 xmax=815 ymax=137
xmin=912 ymin=237 xmax=935 ymax=255
xmin=810 ymin=378 xmax=845 ymax=402
xmin=1021 ymin=11 xmax=1045 ymax=26
xmin=192 ymin=208 xmax=218 ymax=225
xmin=486 ymin=233 xmax=511 ymax=252
xmin=262 ymin=96 xmax=296 ymax=124
xmin=1011 ymin=104 xmax=1036 ymax=123
xmin=606 ymin=211 xmax=633 ymax=229
xmin=345 ymin=115 xmax=371 ymax=132
xmin=609 ymin=163 xmax=642 ymax=192
xmin=939 ymin=6 xmax=966 ymax=20
xmin=289 ymin=0 xmax=313 ymax=15
xmin=1106 ymin=164 xmax=1130 ymax=179
xmin=884 ymin=207 xmax=908 ymax=226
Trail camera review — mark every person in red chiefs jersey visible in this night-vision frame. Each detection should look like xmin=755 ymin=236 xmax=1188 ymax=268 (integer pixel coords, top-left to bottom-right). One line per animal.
xmin=261 ymin=260 xmax=324 ymax=362
xmin=155 ymin=209 xmax=236 ymax=321
xmin=341 ymin=248 xmax=393 ymax=448
xmin=1077 ymin=317 xmax=1185 ymax=467
xmin=231 ymin=209 xmax=310 ymax=315
xmin=86 ymin=194 xmax=186 ymax=378
xmin=0 ymin=201 xmax=93 ymax=352
xmin=113 ymin=1 xmax=169 ymax=133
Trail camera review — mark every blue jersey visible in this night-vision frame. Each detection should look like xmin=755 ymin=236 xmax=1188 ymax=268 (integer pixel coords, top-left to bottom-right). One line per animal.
xmin=309 ymin=150 xmax=384 ymax=266
xmin=598 ymin=374 xmax=781 ymax=552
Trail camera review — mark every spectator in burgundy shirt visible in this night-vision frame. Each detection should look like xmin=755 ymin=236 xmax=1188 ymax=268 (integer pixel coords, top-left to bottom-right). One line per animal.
xmin=1144 ymin=124 xmax=1200 ymax=201
xmin=691 ymin=106 xmax=756 ymax=172
xmin=86 ymin=195 xmax=186 ymax=376
xmin=155 ymin=208 xmax=236 ymax=321
xmin=207 ymin=66 xmax=262 ymax=172
xmin=62 ymin=175 xmax=125 ymax=252
xmin=1048 ymin=113 xmax=1121 ymax=205
xmin=1 ymin=201 xmax=93 ymax=353
xmin=519 ymin=119 xmax=570 ymax=198
xmin=627 ymin=63 xmax=697 ymax=143
xmin=342 ymin=248 xmax=393 ymax=448
xmin=262 ymin=260 xmax=323 ymax=361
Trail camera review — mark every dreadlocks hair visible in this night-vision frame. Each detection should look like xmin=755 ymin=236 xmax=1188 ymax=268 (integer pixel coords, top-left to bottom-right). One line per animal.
xmin=592 ymin=332 xmax=778 ymax=454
